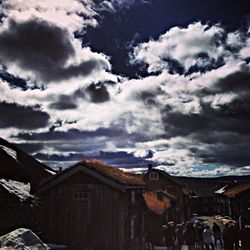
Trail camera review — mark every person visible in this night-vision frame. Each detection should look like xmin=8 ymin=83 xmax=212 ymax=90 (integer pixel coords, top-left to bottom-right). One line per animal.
xmin=203 ymin=225 xmax=214 ymax=250
xmin=163 ymin=222 xmax=176 ymax=250
xmin=176 ymin=224 xmax=184 ymax=250
xmin=222 ymin=223 xmax=235 ymax=250
xmin=195 ymin=222 xmax=204 ymax=250
xmin=212 ymin=222 xmax=223 ymax=247
xmin=183 ymin=221 xmax=196 ymax=250
xmin=145 ymin=224 xmax=154 ymax=250
xmin=239 ymin=224 xmax=250 ymax=250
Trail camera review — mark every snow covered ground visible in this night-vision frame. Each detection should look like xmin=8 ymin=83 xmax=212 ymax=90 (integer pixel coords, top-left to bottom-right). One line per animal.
xmin=0 ymin=228 xmax=67 ymax=250
xmin=0 ymin=145 xmax=17 ymax=161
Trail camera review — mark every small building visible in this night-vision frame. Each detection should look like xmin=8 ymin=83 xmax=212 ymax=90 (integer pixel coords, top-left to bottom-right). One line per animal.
xmin=39 ymin=159 xmax=146 ymax=250
xmin=191 ymin=186 xmax=220 ymax=215
xmin=219 ymin=183 xmax=250 ymax=219
xmin=143 ymin=165 xmax=191 ymax=223
xmin=143 ymin=190 xmax=176 ymax=245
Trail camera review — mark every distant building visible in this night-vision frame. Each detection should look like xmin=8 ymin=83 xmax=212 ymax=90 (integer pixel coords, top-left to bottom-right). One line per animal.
xmin=39 ymin=159 xmax=146 ymax=250
xmin=191 ymin=186 xmax=220 ymax=215
xmin=216 ymin=183 xmax=250 ymax=219
xmin=143 ymin=165 xmax=192 ymax=223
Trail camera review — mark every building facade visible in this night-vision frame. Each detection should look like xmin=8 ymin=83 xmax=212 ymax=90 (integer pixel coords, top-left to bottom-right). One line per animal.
xmin=39 ymin=159 xmax=146 ymax=250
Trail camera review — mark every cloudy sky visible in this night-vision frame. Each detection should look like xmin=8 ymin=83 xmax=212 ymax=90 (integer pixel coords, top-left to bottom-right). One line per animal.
xmin=0 ymin=0 xmax=250 ymax=177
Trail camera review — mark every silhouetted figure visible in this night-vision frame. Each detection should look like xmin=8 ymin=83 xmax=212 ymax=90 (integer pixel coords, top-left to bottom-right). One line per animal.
xmin=145 ymin=224 xmax=154 ymax=250
xmin=183 ymin=221 xmax=196 ymax=250
xmin=222 ymin=223 xmax=234 ymax=250
xmin=176 ymin=224 xmax=184 ymax=250
xmin=239 ymin=224 xmax=250 ymax=250
xmin=212 ymin=222 xmax=223 ymax=247
xmin=203 ymin=225 xmax=214 ymax=250
xmin=163 ymin=222 xmax=175 ymax=250
xmin=195 ymin=222 xmax=204 ymax=250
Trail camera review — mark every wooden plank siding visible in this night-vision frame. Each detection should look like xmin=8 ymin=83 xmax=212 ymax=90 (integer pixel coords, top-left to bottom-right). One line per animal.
xmin=143 ymin=170 xmax=191 ymax=223
xmin=41 ymin=171 xmax=145 ymax=250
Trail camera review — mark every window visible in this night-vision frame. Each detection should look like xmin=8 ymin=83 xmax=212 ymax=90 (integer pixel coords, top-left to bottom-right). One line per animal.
xmin=73 ymin=191 xmax=89 ymax=201
xmin=149 ymin=172 xmax=159 ymax=180
xmin=157 ymin=192 xmax=163 ymax=201
xmin=131 ymin=190 xmax=136 ymax=203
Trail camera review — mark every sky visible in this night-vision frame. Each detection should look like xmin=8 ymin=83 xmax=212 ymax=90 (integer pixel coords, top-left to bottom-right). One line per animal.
xmin=0 ymin=0 xmax=250 ymax=177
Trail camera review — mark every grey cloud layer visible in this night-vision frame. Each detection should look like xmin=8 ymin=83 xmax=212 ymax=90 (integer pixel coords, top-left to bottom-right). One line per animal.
xmin=0 ymin=102 xmax=49 ymax=129
xmin=1 ymin=12 xmax=250 ymax=176
xmin=0 ymin=18 xmax=109 ymax=82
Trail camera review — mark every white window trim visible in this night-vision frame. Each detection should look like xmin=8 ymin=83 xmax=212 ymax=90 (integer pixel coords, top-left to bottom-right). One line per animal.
xmin=149 ymin=172 xmax=159 ymax=181
xmin=73 ymin=191 xmax=89 ymax=201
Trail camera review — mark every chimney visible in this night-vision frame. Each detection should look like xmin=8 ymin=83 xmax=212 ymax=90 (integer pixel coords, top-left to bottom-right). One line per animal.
xmin=148 ymin=164 xmax=153 ymax=172
xmin=58 ymin=167 xmax=62 ymax=173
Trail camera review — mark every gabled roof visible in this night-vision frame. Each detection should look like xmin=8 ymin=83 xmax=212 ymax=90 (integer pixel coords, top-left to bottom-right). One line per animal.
xmin=223 ymin=183 xmax=250 ymax=198
xmin=157 ymin=190 xmax=176 ymax=200
xmin=147 ymin=168 xmax=183 ymax=186
xmin=191 ymin=186 xmax=218 ymax=198
xmin=215 ymin=185 xmax=229 ymax=195
xmin=143 ymin=191 xmax=171 ymax=215
xmin=39 ymin=159 xmax=145 ymax=193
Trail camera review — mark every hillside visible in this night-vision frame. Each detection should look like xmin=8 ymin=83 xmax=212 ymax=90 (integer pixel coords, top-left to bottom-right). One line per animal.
xmin=0 ymin=137 xmax=55 ymax=192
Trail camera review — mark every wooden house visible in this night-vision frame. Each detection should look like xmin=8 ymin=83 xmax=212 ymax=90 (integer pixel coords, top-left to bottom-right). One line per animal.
xmin=39 ymin=159 xmax=146 ymax=250
xmin=190 ymin=185 xmax=220 ymax=215
xmin=219 ymin=183 xmax=250 ymax=219
xmin=143 ymin=190 xmax=176 ymax=245
xmin=143 ymin=165 xmax=191 ymax=223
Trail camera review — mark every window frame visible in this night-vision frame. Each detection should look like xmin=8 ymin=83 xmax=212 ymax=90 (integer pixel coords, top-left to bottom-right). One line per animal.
xmin=149 ymin=171 xmax=159 ymax=181
xmin=73 ymin=191 xmax=90 ymax=201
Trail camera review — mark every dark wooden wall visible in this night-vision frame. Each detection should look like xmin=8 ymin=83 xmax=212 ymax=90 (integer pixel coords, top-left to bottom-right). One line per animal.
xmin=143 ymin=172 xmax=188 ymax=223
xmin=41 ymin=172 xmax=144 ymax=250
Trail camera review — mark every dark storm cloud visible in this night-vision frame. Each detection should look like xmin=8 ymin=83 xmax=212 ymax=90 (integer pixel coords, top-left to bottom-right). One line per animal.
xmin=85 ymin=83 xmax=110 ymax=103
xmin=162 ymin=96 xmax=250 ymax=138
xmin=34 ymin=150 xmax=153 ymax=169
xmin=95 ymin=151 xmax=154 ymax=169
xmin=0 ymin=70 xmax=28 ymax=90
xmin=214 ymin=70 xmax=250 ymax=93
xmin=49 ymin=82 xmax=111 ymax=110
xmin=0 ymin=18 xmax=107 ymax=82
xmin=0 ymin=101 xmax=50 ymax=129
xmin=49 ymin=95 xmax=77 ymax=110
xmin=16 ymin=127 xmax=127 ymax=141
xmin=191 ymin=132 xmax=250 ymax=167
xmin=13 ymin=143 xmax=44 ymax=154
xmin=34 ymin=152 xmax=86 ymax=162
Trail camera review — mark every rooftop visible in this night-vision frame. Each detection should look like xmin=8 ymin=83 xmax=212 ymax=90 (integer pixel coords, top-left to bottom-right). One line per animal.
xmin=143 ymin=191 xmax=171 ymax=215
xmin=223 ymin=183 xmax=250 ymax=198
xmin=39 ymin=159 xmax=145 ymax=193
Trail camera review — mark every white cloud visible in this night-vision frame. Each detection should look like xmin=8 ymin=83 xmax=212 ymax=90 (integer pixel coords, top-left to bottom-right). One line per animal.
xmin=1 ymin=0 xmax=98 ymax=32
xmin=131 ymin=22 xmax=225 ymax=73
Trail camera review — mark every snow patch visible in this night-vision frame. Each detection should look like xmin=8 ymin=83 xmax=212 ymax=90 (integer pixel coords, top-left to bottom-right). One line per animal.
xmin=0 ymin=145 xmax=17 ymax=161
xmin=45 ymin=168 xmax=56 ymax=175
xmin=215 ymin=185 xmax=228 ymax=194
xmin=0 ymin=228 xmax=47 ymax=250
xmin=0 ymin=179 xmax=32 ymax=201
